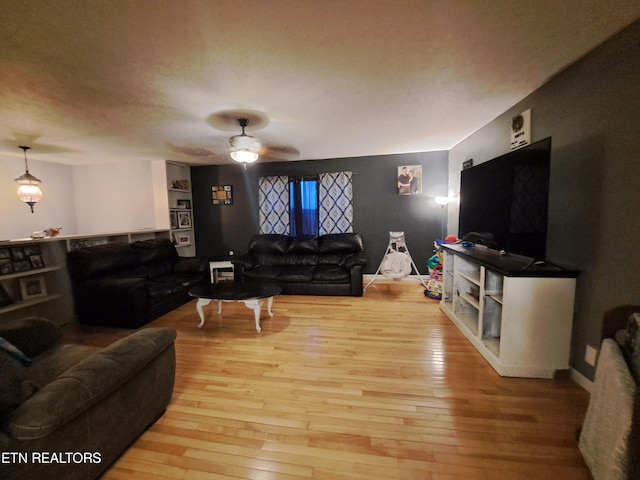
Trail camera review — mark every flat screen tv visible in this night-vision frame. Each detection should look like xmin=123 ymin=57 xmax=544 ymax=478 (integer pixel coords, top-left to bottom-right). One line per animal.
xmin=458 ymin=137 xmax=551 ymax=260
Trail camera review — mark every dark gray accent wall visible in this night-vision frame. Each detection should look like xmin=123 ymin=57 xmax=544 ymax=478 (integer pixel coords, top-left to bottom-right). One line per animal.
xmin=191 ymin=151 xmax=448 ymax=276
xmin=448 ymin=21 xmax=640 ymax=380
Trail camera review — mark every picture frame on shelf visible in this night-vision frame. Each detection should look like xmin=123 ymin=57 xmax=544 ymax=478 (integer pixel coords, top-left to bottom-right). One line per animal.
xmin=25 ymin=245 xmax=44 ymax=269
xmin=176 ymin=199 xmax=191 ymax=209
xmin=19 ymin=276 xmax=47 ymax=300
xmin=0 ymin=284 xmax=13 ymax=307
xmin=177 ymin=211 xmax=192 ymax=229
xmin=170 ymin=210 xmax=178 ymax=230
xmin=12 ymin=261 xmax=31 ymax=272
xmin=1 ymin=245 xmax=45 ymax=273
xmin=170 ymin=179 xmax=190 ymax=190
xmin=10 ymin=247 xmax=26 ymax=261
xmin=0 ymin=259 xmax=13 ymax=275
xmin=176 ymin=233 xmax=191 ymax=245
xmin=29 ymin=254 xmax=45 ymax=269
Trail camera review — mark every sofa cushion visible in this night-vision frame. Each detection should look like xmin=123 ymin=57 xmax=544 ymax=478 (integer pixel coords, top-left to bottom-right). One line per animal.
xmin=258 ymin=253 xmax=290 ymax=267
xmin=243 ymin=266 xmax=282 ymax=281
xmin=248 ymin=234 xmax=290 ymax=254
xmin=67 ymin=243 xmax=139 ymax=280
xmin=319 ymin=233 xmax=364 ymax=254
xmin=0 ymin=339 xmax=38 ymax=415
xmin=286 ymin=236 xmax=319 ymax=253
xmin=131 ymin=238 xmax=179 ymax=265
xmin=174 ymin=256 xmax=209 ymax=274
xmin=277 ymin=266 xmax=315 ymax=283
xmin=278 ymin=253 xmax=319 ymax=266
xmin=25 ymin=344 xmax=99 ymax=387
xmin=313 ymin=265 xmax=350 ymax=283
xmin=144 ymin=260 xmax=175 ymax=279
xmin=318 ymin=253 xmax=345 ymax=266
xmin=145 ymin=278 xmax=187 ymax=298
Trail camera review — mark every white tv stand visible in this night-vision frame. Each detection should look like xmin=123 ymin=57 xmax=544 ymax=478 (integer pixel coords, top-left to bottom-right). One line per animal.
xmin=439 ymin=244 xmax=578 ymax=379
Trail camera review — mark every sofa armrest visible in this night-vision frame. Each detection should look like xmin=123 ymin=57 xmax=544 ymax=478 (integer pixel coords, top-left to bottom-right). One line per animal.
xmin=344 ymin=251 xmax=369 ymax=269
xmin=0 ymin=317 xmax=62 ymax=358
xmin=173 ymin=255 xmax=209 ymax=274
xmin=602 ymin=305 xmax=640 ymax=340
xmin=73 ymin=277 xmax=150 ymax=327
xmin=5 ymin=328 xmax=176 ymax=440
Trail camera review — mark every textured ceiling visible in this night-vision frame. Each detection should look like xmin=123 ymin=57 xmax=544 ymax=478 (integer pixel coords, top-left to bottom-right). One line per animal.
xmin=1 ymin=0 xmax=639 ymax=166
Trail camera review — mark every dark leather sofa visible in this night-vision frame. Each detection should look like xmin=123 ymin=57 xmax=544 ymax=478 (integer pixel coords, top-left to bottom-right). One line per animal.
xmin=0 ymin=316 xmax=176 ymax=480
xmin=66 ymin=238 xmax=209 ymax=328
xmin=232 ymin=233 xmax=368 ymax=296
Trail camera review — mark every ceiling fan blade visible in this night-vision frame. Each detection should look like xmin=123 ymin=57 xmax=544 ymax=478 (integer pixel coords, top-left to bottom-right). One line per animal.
xmin=260 ymin=143 xmax=300 ymax=160
xmin=166 ymin=142 xmax=216 ymax=157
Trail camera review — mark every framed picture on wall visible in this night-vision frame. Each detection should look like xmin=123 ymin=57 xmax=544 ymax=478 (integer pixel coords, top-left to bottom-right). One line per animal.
xmin=397 ymin=165 xmax=423 ymax=195
xmin=212 ymin=185 xmax=233 ymax=205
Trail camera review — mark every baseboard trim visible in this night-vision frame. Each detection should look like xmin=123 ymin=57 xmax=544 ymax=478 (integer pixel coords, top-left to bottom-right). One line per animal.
xmin=363 ymin=274 xmax=427 ymax=283
xmin=570 ymin=367 xmax=593 ymax=392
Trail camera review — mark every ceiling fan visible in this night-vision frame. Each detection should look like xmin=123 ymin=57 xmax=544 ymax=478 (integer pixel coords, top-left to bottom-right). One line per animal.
xmin=228 ymin=117 xmax=260 ymax=165
xmin=167 ymin=110 xmax=300 ymax=165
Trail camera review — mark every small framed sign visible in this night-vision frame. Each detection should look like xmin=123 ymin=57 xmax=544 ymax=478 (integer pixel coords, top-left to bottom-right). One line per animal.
xmin=510 ymin=109 xmax=531 ymax=150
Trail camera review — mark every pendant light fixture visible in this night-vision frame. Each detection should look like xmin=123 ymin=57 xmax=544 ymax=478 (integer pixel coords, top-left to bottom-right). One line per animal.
xmin=15 ymin=146 xmax=43 ymax=213
xmin=229 ymin=118 xmax=260 ymax=165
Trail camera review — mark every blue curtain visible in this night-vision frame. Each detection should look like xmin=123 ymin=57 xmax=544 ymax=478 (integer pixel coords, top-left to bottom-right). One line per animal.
xmin=289 ymin=178 xmax=319 ymax=236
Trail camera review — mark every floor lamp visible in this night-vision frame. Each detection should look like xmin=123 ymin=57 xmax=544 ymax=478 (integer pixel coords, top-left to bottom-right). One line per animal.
xmin=434 ymin=196 xmax=450 ymax=240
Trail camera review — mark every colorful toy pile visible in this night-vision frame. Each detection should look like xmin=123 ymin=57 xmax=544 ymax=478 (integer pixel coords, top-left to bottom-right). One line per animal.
xmin=424 ymin=235 xmax=457 ymax=300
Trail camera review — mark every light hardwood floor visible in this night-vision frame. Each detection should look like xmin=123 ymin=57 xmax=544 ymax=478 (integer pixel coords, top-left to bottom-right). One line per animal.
xmin=64 ymin=280 xmax=592 ymax=480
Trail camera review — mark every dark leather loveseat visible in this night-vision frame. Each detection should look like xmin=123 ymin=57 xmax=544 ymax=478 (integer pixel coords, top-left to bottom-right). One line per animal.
xmin=0 ymin=316 xmax=176 ymax=480
xmin=232 ymin=233 xmax=368 ymax=296
xmin=66 ymin=238 xmax=209 ymax=328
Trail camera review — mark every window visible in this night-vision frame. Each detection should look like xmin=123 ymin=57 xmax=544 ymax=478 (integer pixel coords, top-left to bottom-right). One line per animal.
xmin=259 ymin=171 xmax=353 ymax=235
xmin=289 ymin=176 xmax=319 ymax=236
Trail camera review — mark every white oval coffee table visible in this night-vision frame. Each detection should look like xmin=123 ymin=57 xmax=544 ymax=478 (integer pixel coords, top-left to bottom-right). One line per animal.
xmin=188 ymin=282 xmax=282 ymax=332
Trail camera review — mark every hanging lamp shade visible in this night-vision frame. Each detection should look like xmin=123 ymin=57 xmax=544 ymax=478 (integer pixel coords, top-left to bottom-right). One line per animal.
xmin=229 ymin=118 xmax=259 ymax=164
xmin=15 ymin=146 xmax=42 ymax=213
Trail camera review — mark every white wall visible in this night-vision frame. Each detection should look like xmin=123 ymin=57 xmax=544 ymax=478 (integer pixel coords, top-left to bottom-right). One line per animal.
xmin=73 ymin=161 xmax=168 ymax=234
xmin=0 ymin=157 xmax=77 ymax=240
xmin=1 ymin=158 xmax=169 ymax=241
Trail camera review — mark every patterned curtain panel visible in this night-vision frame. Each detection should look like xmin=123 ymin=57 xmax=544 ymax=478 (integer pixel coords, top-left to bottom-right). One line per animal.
xmin=319 ymin=171 xmax=353 ymax=234
xmin=258 ymin=176 xmax=290 ymax=234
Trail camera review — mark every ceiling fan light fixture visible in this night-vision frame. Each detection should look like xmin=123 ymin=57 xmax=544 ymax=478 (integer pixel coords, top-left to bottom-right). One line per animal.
xmin=229 ymin=118 xmax=260 ymax=164
xmin=15 ymin=146 xmax=43 ymax=213
xmin=230 ymin=149 xmax=259 ymax=163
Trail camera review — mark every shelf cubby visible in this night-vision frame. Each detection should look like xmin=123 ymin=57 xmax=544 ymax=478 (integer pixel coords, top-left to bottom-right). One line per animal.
xmin=439 ymin=244 xmax=578 ymax=379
